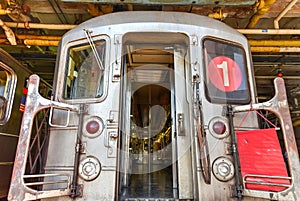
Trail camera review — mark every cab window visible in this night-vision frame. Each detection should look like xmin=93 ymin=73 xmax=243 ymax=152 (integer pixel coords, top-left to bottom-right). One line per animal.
xmin=203 ymin=38 xmax=250 ymax=104
xmin=64 ymin=39 xmax=106 ymax=100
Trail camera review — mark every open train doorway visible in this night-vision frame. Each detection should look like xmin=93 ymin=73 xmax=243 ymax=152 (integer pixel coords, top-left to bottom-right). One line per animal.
xmin=118 ymin=32 xmax=193 ymax=200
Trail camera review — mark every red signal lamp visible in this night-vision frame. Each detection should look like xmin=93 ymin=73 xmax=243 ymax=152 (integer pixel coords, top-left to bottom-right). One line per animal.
xmin=209 ymin=117 xmax=229 ymax=139
xmin=212 ymin=121 xmax=226 ymax=135
xmin=86 ymin=120 xmax=100 ymax=134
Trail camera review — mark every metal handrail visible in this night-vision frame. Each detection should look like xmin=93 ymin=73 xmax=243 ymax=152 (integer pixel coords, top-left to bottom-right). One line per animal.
xmin=48 ymin=107 xmax=72 ymax=128
xmin=23 ymin=173 xmax=71 ymax=189
xmin=0 ymin=162 xmax=13 ymax=166
xmin=243 ymin=174 xmax=292 ymax=188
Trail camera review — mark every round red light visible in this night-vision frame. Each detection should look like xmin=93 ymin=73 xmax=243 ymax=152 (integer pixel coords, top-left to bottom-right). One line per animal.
xmin=86 ymin=120 xmax=100 ymax=134
xmin=213 ymin=121 xmax=226 ymax=134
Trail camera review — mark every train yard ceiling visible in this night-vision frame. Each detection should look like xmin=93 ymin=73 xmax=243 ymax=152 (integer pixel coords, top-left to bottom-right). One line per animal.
xmin=0 ymin=0 xmax=299 ymax=121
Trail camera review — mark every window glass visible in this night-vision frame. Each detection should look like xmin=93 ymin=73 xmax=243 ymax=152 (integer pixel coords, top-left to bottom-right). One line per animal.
xmin=64 ymin=39 xmax=106 ymax=99
xmin=203 ymin=38 xmax=250 ymax=104
xmin=0 ymin=65 xmax=15 ymax=123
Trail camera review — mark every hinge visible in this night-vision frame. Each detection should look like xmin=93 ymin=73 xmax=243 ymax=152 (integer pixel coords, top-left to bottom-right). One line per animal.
xmin=191 ymin=34 xmax=198 ymax=46
xmin=113 ymin=34 xmax=122 ymax=82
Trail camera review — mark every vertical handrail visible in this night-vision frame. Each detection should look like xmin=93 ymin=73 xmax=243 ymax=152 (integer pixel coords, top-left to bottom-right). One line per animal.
xmin=8 ymin=74 xmax=77 ymax=201
xmin=70 ymin=104 xmax=86 ymax=198
xmin=228 ymin=105 xmax=243 ymax=200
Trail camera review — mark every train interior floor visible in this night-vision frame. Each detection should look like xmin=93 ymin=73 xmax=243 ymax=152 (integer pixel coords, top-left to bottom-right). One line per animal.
xmin=119 ymin=163 xmax=175 ymax=199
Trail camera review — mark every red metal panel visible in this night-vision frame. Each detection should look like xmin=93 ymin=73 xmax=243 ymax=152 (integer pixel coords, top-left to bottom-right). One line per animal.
xmin=236 ymin=128 xmax=290 ymax=192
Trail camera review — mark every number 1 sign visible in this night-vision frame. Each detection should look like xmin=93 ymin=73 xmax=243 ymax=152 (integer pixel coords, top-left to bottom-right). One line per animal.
xmin=208 ymin=56 xmax=242 ymax=92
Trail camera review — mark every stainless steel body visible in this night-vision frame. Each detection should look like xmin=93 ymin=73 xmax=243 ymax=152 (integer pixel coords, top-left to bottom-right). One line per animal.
xmin=7 ymin=12 xmax=300 ymax=201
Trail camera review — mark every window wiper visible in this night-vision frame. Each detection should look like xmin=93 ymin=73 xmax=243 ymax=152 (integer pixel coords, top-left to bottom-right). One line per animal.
xmin=83 ymin=29 xmax=104 ymax=71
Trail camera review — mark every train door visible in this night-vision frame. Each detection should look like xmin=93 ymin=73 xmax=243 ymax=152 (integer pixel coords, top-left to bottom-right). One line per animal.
xmin=118 ymin=32 xmax=193 ymax=200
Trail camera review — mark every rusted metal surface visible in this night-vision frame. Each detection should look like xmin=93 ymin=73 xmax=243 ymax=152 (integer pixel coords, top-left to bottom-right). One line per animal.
xmin=62 ymin=0 xmax=256 ymax=5
xmin=247 ymin=0 xmax=276 ymax=28
xmin=23 ymin=39 xmax=59 ymax=47
xmin=0 ymin=19 xmax=16 ymax=45
xmin=233 ymin=77 xmax=300 ymax=200
xmin=8 ymin=74 xmax=77 ymax=201
xmin=191 ymin=5 xmax=256 ymax=18
xmin=263 ymin=0 xmax=300 ymax=18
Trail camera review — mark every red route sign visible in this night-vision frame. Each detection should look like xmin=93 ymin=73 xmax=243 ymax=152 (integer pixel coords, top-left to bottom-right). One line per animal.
xmin=208 ymin=56 xmax=242 ymax=92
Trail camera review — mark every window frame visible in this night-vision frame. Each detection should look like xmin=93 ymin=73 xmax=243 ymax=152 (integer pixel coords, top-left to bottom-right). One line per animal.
xmin=202 ymin=37 xmax=251 ymax=105
xmin=0 ymin=61 xmax=17 ymax=125
xmin=60 ymin=35 xmax=110 ymax=104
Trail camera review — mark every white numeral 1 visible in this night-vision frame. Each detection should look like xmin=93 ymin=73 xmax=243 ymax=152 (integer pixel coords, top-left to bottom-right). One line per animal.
xmin=217 ymin=61 xmax=229 ymax=87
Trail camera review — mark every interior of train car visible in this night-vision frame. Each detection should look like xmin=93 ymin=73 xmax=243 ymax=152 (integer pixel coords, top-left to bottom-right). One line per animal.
xmin=118 ymin=32 xmax=189 ymax=200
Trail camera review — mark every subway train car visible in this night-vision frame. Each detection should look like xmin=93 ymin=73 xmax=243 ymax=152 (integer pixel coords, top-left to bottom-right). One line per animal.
xmin=0 ymin=48 xmax=51 ymax=199
xmin=8 ymin=12 xmax=300 ymax=201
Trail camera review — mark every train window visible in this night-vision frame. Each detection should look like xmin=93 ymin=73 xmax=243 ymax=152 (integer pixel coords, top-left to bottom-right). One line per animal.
xmin=63 ymin=39 xmax=106 ymax=99
xmin=203 ymin=38 xmax=250 ymax=104
xmin=0 ymin=63 xmax=16 ymax=124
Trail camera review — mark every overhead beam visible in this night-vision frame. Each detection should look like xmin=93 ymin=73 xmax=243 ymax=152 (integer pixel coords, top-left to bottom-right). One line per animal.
xmin=4 ymin=22 xmax=76 ymax=30
xmin=3 ymin=21 xmax=300 ymax=35
xmin=16 ymin=35 xmax=62 ymax=40
xmin=249 ymin=40 xmax=300 ymax=46
xmin=274 ymin=0 xmax=298 ymax=29
xmin=61 ymin=0 xmax=257 ymax=6
xmin=255 ymin=75 xmax=300 ymax=79
xmin=251 ymin=47 xmax=300 ymax=52
xmin=238 ymin=29 xmax=300 ymax=35
xmin=24 ymin=39 xmax=59 ymax=47
xmin=10 ymin=53 xmax=56 ymax=60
